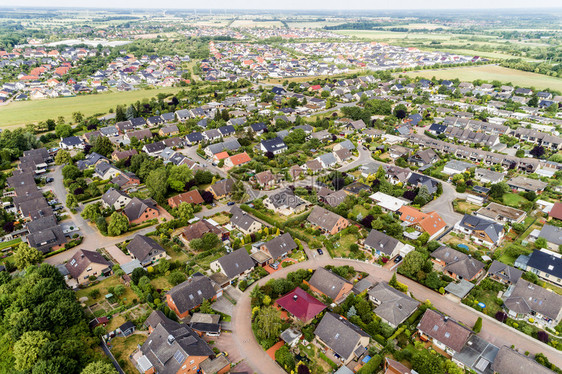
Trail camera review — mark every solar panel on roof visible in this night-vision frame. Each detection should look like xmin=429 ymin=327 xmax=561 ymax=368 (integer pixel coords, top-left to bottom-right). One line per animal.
xmin=173 ymin=350 xmax=185 ymax=364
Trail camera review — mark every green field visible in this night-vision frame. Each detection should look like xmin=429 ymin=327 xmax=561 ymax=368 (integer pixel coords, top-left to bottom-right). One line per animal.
xmin=0 ymin=87 xmax=185 ymax=128
xmin=401 ymin=65 xmax=562 ymax=91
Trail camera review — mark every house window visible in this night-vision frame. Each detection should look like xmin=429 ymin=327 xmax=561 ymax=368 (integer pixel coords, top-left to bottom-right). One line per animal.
xmin=190 ymin=360 xmax=194 ymax=364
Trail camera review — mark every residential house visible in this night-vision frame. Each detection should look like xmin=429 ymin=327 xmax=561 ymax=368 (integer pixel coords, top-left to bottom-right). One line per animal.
xmin=363 ymin=229 xmax=404 ymax=259
xmin=59 ymin=136 xmax=84 ymax=150
xmin=182 ymin=220 xmax=227 ymax=243
xmin=260 ymin=137 xmax=288 ymax=155
xmin=306 ymin=267 xmax=353 ymax=303
xmin=65 ymin=249 xmax=111 ymax=286
xmin=492 ymin=346 xmax=555 ymax=374
xmin=101 ymin=188 xmax=132 ymax=210
xmin=95 ymin=161 xmax=121 ymax=180
xmin=383 ymin=358 xmax=413 ymax=374
xmin=159 ymin=124 xmax=179 ymax=137
xmin=166 ymin=274 xmax=217 ymax=319
xmin=255 ymin=170 xmax=277 ymax=189
xmin=206 ymin=179 xmax=234 ymax=200
xmin=230 ymin=206 xmax=262 ymax=235
xmin=314 ymin=312 xmax=370 ymax=365
xmin=524 ymin=250 xmax=562 ymax=286
xmin=123 ymin=197 xmax=159 ymax=224
xmin=397 ymin=206 xmax=446 ymax=240
xmin=503 ymin=279 xmax=562 ymax=325
xmin=111 ymin=149 xmax=137 ymax=162
xmin=507 ymin=176 xmax=548 ymax=193
xmin=431 ymin=246 xmax=485 ymax=281
xmin=368 ymin=282 xmax=420 ymax=328
xmin=369 ymin=192 xmax=408 ymax=212
xmin=474 ymin=168 xmax=505 ymax=184
xmin=259 ymin=233 xmax=297 ymax=263
xmin=168 ymin=190 xmax=204 ymax=209
xmin=127 ymin=235 xmax=166 ymax=265
xmin=307 ymin=205 xmax=349 ymax=235
xmin=275 ymin=287 xmax=326 ymax=323
xmin=224 ymin=152 xmax=251 ymax=168
xmin=210 ymin=248 xmax=255 ymax=283
xmin=417 ymin=309 xmax=472 ymax=356
xmin=454 ymin=214 xmax=505 ymax=248
xmin=487 ymin=260 xmax=523 ymax=285
xmin=538 ymin=224 xmax=562 ymax=251
xmin=111 ymin=172 xmax=140 ymax=191
xmin=263 ymin=189 xmax=307 ymax=216
xmin=475 ymin=202 xmax=526 ymax=224
xmin=409 ymin=149 xmax=439 ymax=167
xmin=451 ymin=335 xmax=499 ymax=374
xmin=135 ymin=310 xmax=214 ymax=374
xmin=189 ymin=313 xmax=222 ymax=337
xmin=443 ymin=160 xmax=474 ymax=175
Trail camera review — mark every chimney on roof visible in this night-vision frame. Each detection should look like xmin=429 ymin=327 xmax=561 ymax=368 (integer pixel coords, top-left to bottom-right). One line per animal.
xmin=444 ymin=316 xmax=449 ymax=322
xmin=167 ymin=334 xmax=175 ymax=345
xmin=293 ymin=295 xmax=298 ymax=301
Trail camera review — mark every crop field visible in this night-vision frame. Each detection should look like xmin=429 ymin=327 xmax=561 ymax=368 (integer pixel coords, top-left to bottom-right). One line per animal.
xmin=0 ymin=87 xmax=185 ymax=128
xmin=335 ymin=29 xmax=480 ymax=41
xmin=401 ymin=65 xmax=562 ymax=91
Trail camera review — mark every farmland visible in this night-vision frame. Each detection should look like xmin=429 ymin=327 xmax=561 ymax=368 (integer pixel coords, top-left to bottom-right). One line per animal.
xmin=400 ymin=65 xmax=562 ymax=91
xmin=0 ymin=86 xmax=185 ymax=128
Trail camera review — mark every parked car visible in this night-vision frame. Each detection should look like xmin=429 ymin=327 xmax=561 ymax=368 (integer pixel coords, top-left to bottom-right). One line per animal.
xmin=45 ymin=177 xmax=54 ymax=183
xmin=227 ymin=201 xmax=235 ymax=206
xmin=317 ymin=248 xmax=324 ymax=255
xmin=394 ymin=255 xmax=403 ymax=263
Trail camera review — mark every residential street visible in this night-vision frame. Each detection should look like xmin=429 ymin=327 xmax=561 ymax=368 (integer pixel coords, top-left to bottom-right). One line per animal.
xmin=231 ymin=256 xmax=562 ymax=374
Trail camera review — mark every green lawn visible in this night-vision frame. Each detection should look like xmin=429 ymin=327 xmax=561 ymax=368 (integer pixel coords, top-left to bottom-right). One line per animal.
xmin=109 ymin=335 xmax=147 ymax=374
xmin=75 ymin=275 xmax=137 ymax=307
xmin=0 ymin=86 xmax=185 ymax=128
xmin=0 ymin=238 xmax=22 ymax=250
xmin=502 ymin=193 xmax=529 ymax=208
xmin=401 ymin=65 xmax=562 ymax=92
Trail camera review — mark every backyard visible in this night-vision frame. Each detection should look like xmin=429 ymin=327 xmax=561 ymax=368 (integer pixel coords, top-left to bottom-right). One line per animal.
xmin=109 ymin=334 xmax=147 ymax=374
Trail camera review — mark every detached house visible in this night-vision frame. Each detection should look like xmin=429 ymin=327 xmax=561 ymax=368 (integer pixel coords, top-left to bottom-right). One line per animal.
xmin=306 ymin=267 xmax=353 ymax=303
xmin=230 ymin=206 xmax=262 ymax=235
xmin=431 ymin=246 xmax=485 ymax=281
xmin=101 ymin=188 xmax=132 ymax=210
xmin=487 ymin=260 xmax=522 ymax=286
xmin=503 ymin=279 xmax=562 ymax=326
xmin=65 ymin=249 xmax=111 ymax=286
xmin=363 ymin=229 xmax=403 ymax=259
xmin=417 ymin=309 xmax=472 ymax=356
xmin=314 ymin=312 xmax=370 ymax=365
xmin=368 ymin=282 xmax=420 ymax=328
xmin=307 ymin=206 xmax=349 ymax=235
xmin=166 ymin=274 xmax=218 ymax=319
xmin=259 ymin=233 xmax=297 ymax=263
xmin=210 ymin=248 xmax=255 ymax=283
xmin=263 ymin=189 xmax=307 ymax=216
xmin=135 ymin=311 xmax=214 ymax=374
xmin=168 ymin=190 xmax=204 ymax=209
xmin=260 ymin=137 xmax=288 ymax=155
xmin=454 ymin=214 xmax=505 ymax=248
xmin=206 ymin=179 xmax=234 ymax=200
xmin=123 ymin=197 xmax=159 ymax=224
xmin=127 ymin=235 xmax=166 ymax=265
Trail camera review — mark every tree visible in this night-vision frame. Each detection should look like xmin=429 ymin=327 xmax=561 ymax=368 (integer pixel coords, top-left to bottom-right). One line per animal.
xmin=92 ymin=136 xmax=114 ymax=157
xmin=81 ymin=361 xmax=118 ymax=374
xmin=125 ymin=105 xmax=137 ymax=120
xmin=72 ymin=112 xmax=84 ymax=123
xmin=530 ymin=145 xmax=545 ymax=158
xmin=175 ymin=202 xmax=194 ymax=221
xmin=399 ymin=251 xmax=425 ymax=277
xmin=473 ymin=317 xmax=482 ymax=333
xmin=14 ymin=331 xmax=50 ymax=370
xmin=275 ymin=345 xmax=295 ymax=372
xmin=255 ymin=306 xmax=282 ymax=340
xmin=535 ymin=237 xmax=547 ymax=249
xmin=389 ymin=272 xmax=398 ymax=287
xmin=107 ymin=212 xmax=129 ymax=236
xmin=54 ymin=149 xmax=71 ymax=165
xmin=14 ymin=242 xmax=43 ymax=270
xmin=62 ymin=164 xmax=81 ymax=180
xmin=147 ymin=169 xmax=168 ymax=203
xmin=55 ymin=123 xmax=72 ymax=138
xmin=66 ymin=194 xmax=78 ymax=209
xmin=490 ymin=182 xmax=510 ymax=199
xmin=167 ymin=165 xmax=193 ymax=192
xmin=115 ymin=105 xmax=126 ymax=122
xmin=81 ymin=203 xmax=102 ymax=221
xmin=411 ymin=349 xmax=444 ymax=374
xmin=131 ymin=267 xmax=148 ymax=285
xmin=393 ymin=104 xmax=408 ymax=119
xmin=169 ymin=271 xmax=187 ymax=286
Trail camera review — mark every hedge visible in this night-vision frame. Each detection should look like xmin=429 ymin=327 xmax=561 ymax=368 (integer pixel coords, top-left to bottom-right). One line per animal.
xmin=387 ymin=326 xmax=406 ymax=342
xmin=373 ymin=334 xmax=386 ymax=345
xmin=357 ymin=355 xmax=382 ymax=374
xmin=318 ymin=352 xmax=338 ymax=370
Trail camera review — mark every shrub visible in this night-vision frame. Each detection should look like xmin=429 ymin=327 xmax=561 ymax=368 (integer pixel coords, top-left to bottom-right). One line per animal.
xmin=473 ymin=317 xmax=482 ymax=333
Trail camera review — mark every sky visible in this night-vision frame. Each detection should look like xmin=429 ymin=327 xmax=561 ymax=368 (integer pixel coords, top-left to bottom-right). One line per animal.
xmin=2 ymin=0 xmax=562 ymax=10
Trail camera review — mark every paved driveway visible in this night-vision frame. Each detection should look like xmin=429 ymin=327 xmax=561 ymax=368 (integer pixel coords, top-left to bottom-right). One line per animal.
xmin=212 ymin=296 xmax=234 ymax=317
xmin=105 ymin=245 xmax=133 ymax=265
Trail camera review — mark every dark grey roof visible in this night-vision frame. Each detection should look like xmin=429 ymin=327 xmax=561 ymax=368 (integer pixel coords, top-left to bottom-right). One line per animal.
xmin=458 ymin=214 xmax=504 ymax=244
xmin=262 ymin=233 xmax=297 ymax=259
xmin=307 ymin=206 xmax=346 ymax=233
xmin=186 ymin=132 xmax=203 ymax=143
xmin=27 ymin=225 xmax=66 ymax=253
xmin=417 ymin=309 xmax=472 ymax=353
xmin=539 ymin=224 xmax=562 ymax=246
xmin=123 ymin=197 xmax=157 ymax=221
xmin=167 ymin=275 xmax=216 ymax=315
xmin=101 ymin=187 xmax=131 ymax=207
xmin=127 ymin=235 xmax=165 ymax=262
xmin=26 ymin=215 xmax=57 ymax=233
xmin=216 ymin=248 xmax=254 ymax=279
xmin=363 ymin=229 xmax=400 ymax=256
xmin=526 ymin=250 xmax=562 ymax=279
xmin=265 ymin=189 xmax=307 ymax=210
xmin=143 ymin=141 xmax=166 ymax=154
xmin=261 ymin=137 xmax=287 ymax=153
xmin=141 ymin=311 xmax=213 ymax=374
xmin=492 ymin=346 xmax=555 ymax=374
xmin=487 ymin=260 xmax=523 ymax=284
xmin=65 ymin=249 xmax=110 ymax=279
xmin=308 ymin=267 xmax=352 ymax=300
xmin=230 ymin=206 xmax=260 ymax=232
xmin=368 ymin=282 xmax=419 ymax=326
xmin=431 ymin=246 xmax=485 ymax=280
xmin=314 ymin=312 xmax=369 ymax=360
xmin=504 ymin=279 xmax=562 ymax=320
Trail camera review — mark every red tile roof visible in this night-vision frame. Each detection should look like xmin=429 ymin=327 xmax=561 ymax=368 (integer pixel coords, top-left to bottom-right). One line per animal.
xmin=549 ymin=202 xmax=562 ymax=220
xmin=276 ymin=287 xmax=326 ymax=323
